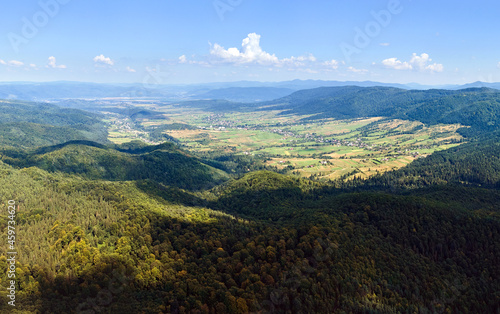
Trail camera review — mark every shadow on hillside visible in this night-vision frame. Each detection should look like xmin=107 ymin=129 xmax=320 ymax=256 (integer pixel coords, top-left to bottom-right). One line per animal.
xmin=135 ymin=179 xmax=209 ymax=208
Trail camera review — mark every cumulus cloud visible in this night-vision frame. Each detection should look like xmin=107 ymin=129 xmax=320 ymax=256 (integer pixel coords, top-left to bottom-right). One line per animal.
xmin=93 ymin=54 xmax=114 ymax=66
xmin=379 ymin=43 xmax=390 ymax=46
xmin=210 ymin=33 xmax=321 ymax=69
xmin=206 ymin=33 xmax=377 ymax=74
xmin=126 ymin=66 xmax=136 ymax=73
xmin=409 ymin=53 xmax=430 ymax=70
xmin=179 ymin=55 xmax=187 ymax=64
xmin=0 ymin=59 xmax=6 ymax=65
xmin=382 ymin=57 xmax=413 ymax=70
xmin=47 ymin=56 xmax=66 ymax=69
xmin=424 ymin=62 xmax=444 ymax=72
xmin=382 ymin=53 xmax=443 ymax=72
xmin=207 ymin=33 xmax=362 ymax=73
xmin=210 ymin=33 xmax=279 ymax=65
xmin=322 ymin=59 xmax=339 ymax=70
xmin=411 ymin=53 xmax=444 ymax=72
xmin=281 ymin=54 xmax=317 ymax=67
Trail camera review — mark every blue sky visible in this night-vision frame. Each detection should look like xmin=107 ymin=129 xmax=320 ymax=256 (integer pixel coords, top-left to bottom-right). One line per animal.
xmin=0 ymin=0 xmax=499 ymax=85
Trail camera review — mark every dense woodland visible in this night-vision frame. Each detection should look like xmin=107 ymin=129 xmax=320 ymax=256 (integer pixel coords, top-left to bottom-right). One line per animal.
xmin=0 ymin=100 xmax=109 ymax=147
xmin=0 ymin=90 xmax=499 ymax=313
xmin=0 ymin=141 xmax=229 ymax=192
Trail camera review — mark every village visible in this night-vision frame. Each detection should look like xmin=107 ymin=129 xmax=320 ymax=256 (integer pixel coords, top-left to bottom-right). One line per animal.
xmin=199 ymin=113 xmax=429 ymax=158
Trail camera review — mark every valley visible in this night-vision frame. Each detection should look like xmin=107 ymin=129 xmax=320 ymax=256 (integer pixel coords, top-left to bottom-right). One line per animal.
xmin=105 ymin=101 xmax=464 ymax=180
xmin=2 ymin=0 xmax=500 ymax=312
xmin=0 ymin=85 xmax=498 ymax=313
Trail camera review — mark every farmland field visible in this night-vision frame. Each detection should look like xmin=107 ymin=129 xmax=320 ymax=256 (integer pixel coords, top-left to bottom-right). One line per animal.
xmin=103 ymin=100 xmax=465 ymax=181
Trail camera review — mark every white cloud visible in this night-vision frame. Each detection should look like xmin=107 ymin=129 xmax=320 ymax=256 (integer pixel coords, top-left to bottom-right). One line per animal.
xmin=0 ymin=59 xmax=6 ymax=65
xmin=410 ymin=53 xmax=443 ymax=72
xmin=425 ymin=62 xmax=444 ymax=72
xmin=125 ymin=66 xmax=136 ymax=73
xmin=382 ymin=57 xmax=413 ymax=70
xmin=347 ymin=66 xmax=368 ymax=73
xmin=47 ymin=56 xmax=66 ymax=69
xmin=93 ymin=54 xmax=114 ymax=66
xmin=210 ymin=33 xmax=279 ymax=65
xmin=305 ymin=55 xmax=317 ymax=62
xmin=409 ymin=53 xmax=431 ymax=70
xmin=382 ymin=53 xmax=443 ymax=72
xmin=210 ymin=33 xmax=320 ymax=69
xmin=177 ymin=55 xmax=211 ymax=67
xmin=8 ymin=60 xmax=24 ymax=67
xmin=497 ymin=61 xmax=500 ymax=69
xmin=281 ymin=54 xmax=317 ymax=67
xmin=379 ymin=43 xmax=390 ymax=46
xmin=322 ymin=59 xmax=339 ymax=70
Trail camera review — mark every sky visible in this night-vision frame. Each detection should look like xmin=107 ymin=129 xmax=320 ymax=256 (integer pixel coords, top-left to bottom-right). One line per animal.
xmin=0 ymin=0 xmax=499 ymax=85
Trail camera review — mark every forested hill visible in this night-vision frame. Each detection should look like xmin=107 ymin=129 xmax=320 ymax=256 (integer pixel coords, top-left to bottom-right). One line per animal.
xmin=0 ymin=140 xmax=230 ymax=191
xmin=262 ymin=86 xmax=500 ymax=136
xmin=1 ymin=158 xmax=498 ymax=313
xmin=0 ymin=99 xmax=103 ymax=127
xmin=334 ymin=139 xmax=500 ymax=191
xmin=0 ymin=99 xmax=109 ymax=146
xmin=0 ymin=90 xmax=499 ymax=312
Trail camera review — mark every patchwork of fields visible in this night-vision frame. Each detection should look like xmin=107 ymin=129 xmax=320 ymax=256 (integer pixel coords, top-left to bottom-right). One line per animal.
xmin=106 ymin=102 xmax=465 ymax=180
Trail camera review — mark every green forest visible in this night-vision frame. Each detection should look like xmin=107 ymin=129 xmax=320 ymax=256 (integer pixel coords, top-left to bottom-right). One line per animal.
xmin=0 ymin=89 xmax=499 ymax=313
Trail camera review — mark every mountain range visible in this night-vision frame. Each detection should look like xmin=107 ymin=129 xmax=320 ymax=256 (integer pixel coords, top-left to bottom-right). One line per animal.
xmin=2 ymin=80 xmax=500 ymax=103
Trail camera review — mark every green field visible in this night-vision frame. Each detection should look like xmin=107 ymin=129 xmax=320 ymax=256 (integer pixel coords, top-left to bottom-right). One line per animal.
xmin=103 ymin=102 xmax=465 ymax=181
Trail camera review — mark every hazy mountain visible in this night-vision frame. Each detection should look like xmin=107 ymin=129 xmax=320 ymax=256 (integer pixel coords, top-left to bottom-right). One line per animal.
xmin=453 ymin=81 xmax=500 ymax=90
xmin=0 ymin=80 xmax=498 ymax=102
xmin=193 ymin=87 xmax=295 ymax=102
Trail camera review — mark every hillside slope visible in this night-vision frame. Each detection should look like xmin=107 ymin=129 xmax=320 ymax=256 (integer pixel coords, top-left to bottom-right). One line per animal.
xmin=0 ymin=99 xmax=109 ymax=147
xmin=0 ymin=141 xmax=230 ymax=191
xmin=0 ymin=164 xmax=498 ymax=313
xmin=263 ymin=86 xmax=500 ymax=137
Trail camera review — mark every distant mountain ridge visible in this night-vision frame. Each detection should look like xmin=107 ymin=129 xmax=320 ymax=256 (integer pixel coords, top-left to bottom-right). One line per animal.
xmin=195 ymin=87 xmax=295 ymax=102
xmin=1 ymin=80 xmax=499 ymax=102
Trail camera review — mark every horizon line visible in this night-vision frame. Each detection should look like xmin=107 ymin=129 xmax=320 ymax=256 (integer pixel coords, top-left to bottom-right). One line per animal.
xmin=0 ymin=79 xmax=498 ymax=87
